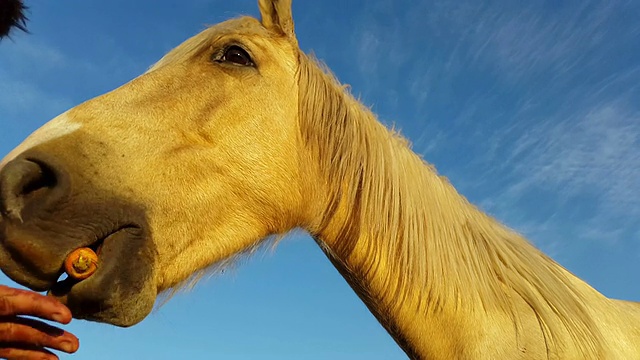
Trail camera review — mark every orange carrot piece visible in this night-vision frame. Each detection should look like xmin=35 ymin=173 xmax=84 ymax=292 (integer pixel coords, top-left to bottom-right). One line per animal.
xmin=64 ymin=248 xmax=99 ymax=280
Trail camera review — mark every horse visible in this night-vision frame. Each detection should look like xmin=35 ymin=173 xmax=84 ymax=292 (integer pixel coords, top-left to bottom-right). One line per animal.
xmin=0 ymin=0 xmax=638 ymax=358
xmin=0 ymin=0 xmax=28 ymax=39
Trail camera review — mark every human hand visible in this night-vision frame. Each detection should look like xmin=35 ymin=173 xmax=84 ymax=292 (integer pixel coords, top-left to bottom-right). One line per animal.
xmin=0 ymin=285 xmax=79 ymax=360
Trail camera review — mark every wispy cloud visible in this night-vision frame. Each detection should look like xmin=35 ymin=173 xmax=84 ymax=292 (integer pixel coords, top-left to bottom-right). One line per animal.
xmin=0 ymin=39 xmax=76 ymax=138
xmin=347 ymin=0 xmax=640 ymax=253
xmin=421 ymin=1 xmax=640 ymax=84
xmin=489 ymin=99 xmax=639 ymax=242
xmin=0 ymin=38 xmax=68 ymax=70
xmin=0 ymin=79 xmax=71 ymax=119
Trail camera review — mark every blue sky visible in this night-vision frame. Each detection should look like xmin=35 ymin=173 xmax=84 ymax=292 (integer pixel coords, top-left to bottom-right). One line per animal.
xmin=1 ymin=1 xmax=639 ymax=359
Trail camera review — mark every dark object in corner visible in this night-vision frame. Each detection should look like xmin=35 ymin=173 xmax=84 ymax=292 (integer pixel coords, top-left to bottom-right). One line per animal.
xmin=0 ymin=0 xmax=28 ymax=39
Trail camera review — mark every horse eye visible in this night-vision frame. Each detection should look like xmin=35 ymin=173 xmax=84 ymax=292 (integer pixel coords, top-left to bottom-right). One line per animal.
xmin=221 ymin=46 xmax=254 ymax=66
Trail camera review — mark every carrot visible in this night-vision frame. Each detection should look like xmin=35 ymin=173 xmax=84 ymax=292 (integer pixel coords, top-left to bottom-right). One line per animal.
xmin=64 ymin=248 xmax=99 ymax=280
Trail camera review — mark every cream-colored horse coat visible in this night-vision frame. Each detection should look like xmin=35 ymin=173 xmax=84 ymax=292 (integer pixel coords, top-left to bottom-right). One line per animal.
xmin=0 ymin=1 xmax=638 ymax=359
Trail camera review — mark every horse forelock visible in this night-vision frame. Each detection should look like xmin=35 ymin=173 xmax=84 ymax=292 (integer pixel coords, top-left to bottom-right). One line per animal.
xmin=296 ymin=50 xmax=605 ymax=357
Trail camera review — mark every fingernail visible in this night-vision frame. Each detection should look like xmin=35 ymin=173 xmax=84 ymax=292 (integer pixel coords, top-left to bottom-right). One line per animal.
xmin=52 ymin=312 xmax=67 ymax=323
xmin=61 ymin=340 xmax=77 ymax=353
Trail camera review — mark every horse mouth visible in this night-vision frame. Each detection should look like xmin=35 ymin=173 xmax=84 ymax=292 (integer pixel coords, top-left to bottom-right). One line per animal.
xmin=0 ymin=214 xmax=157 ymax=326
xmin=48 ymin=225 xmax=138 ymax=299
xmin=42 ymin=225 xmax=157 ymax=326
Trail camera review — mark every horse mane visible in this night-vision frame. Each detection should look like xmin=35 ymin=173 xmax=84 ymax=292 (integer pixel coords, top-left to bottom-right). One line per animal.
xmin=296 ymin=50 xmax=605 ymax=356
xmin=0 ymin=0 xmax=28 ymax=39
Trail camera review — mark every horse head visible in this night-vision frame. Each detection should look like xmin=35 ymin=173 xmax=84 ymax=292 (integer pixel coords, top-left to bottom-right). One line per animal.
xmin=0 ymin=0 xmax=310 ymax=327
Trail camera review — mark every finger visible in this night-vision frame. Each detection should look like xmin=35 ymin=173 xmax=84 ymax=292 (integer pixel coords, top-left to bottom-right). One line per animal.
xmin=0 ymin=317 xmax=79 ymax=354
xmin=0 ymin=286 xmax=72 ymax=324
xmin=0 ymin=344 xmax=58 ymax=360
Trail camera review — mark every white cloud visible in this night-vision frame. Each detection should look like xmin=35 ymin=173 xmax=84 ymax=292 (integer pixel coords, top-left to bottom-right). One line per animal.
xmin=410 ymin=1 xmax=639 ymax=249
xmin=0 ymin=39 xmax=78 ymax=135
xmin=0 ymin=80 xmax=71 ymax=117
xmin=0 ymin=38 xmax=67 ymax=69
xmin=476 ymin=96 xmax=639 ymax=249
xmin=522 ymin=102 xmax=638 ymax=213
xmin=423 ymin=1 xmax=638 ymax=85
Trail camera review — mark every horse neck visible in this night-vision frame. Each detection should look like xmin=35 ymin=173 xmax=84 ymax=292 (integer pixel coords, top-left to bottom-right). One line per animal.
xmin=296 ymin=53 xmax=605 ymax=358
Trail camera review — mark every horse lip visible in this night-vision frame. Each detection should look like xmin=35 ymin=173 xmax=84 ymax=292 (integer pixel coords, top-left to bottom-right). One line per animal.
xmin=47 ymin=276 xmax=75 ymax=304
xmin=49 ymin=225 xmax=139 ymax=293
xmin=0 ymin=249 xmax=54 ymax=291
xmin=80 ymin=224 xmax=139 ymax=257
xmin=47 ymin=225 xmax=146 ymax=319
xmin=0 ymin=222 xmax=65 ymax=291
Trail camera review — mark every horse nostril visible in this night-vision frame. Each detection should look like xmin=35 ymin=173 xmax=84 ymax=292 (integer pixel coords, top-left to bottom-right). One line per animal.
xmin=0 ymin=157 xmax=58 ymax=220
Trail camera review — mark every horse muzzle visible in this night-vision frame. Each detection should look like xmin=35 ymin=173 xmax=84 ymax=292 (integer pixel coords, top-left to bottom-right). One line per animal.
xmin=0 ymin=150 xmax=157 ymax=327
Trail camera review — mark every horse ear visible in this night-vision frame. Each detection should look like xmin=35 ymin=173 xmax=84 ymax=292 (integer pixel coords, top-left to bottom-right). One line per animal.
xmin=258 ymin=0 xmax=296 ymax=39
